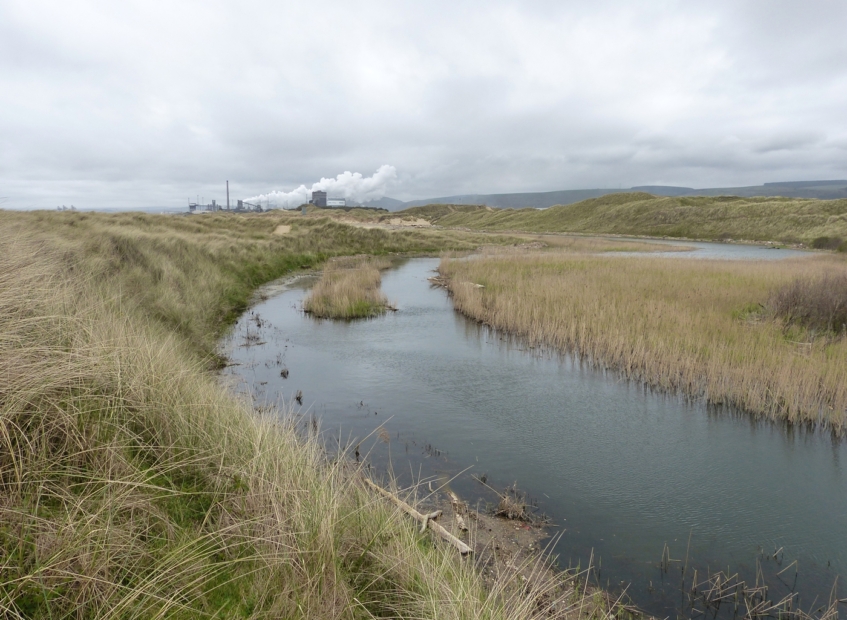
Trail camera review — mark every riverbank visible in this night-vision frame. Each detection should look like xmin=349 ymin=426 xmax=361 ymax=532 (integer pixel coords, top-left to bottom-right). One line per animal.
xmin=0 ymin=209 xmax=638 ymax=618
xmin=438 ymin=248 xmax=847 ymax=432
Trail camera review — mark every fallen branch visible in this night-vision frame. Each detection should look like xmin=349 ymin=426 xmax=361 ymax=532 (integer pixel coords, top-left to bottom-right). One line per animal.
xmin=363 ymin=478 xmax=472 ymax=555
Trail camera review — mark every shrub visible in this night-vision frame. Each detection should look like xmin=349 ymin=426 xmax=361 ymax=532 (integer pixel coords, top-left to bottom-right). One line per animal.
xmin=811 ymin=236 xmax=844 ymax=250
xmin=769 ymin=273 xmax=847 ymax=334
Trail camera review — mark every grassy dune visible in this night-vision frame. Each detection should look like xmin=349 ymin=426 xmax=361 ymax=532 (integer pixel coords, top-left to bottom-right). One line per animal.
xmin=304 ymin=257 xmax=392 ymax=319
xmin=2 ymin=210 xmax=522 ymax=355
xmin=404 ymin=193 xmax=847 ymax=246
xmin=439 ymin=251 xmax=847 ymax=432
xmin=0 ymin=209 xmax=621 ymax=619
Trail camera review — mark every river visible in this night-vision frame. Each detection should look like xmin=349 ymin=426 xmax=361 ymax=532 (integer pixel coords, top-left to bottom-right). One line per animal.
xmin=221 ymin=245 xmax=845 ymax=618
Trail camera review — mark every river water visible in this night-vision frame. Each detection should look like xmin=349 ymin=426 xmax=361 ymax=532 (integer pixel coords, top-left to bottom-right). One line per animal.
xmin=221 ymin=246 xmax=845 ymax=618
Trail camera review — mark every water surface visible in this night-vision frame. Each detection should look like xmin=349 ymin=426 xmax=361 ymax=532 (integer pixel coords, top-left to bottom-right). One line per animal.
xmin=222 ymin=254 xmax=845 ymax=617
xmin=608 ymin=237 xmax=811 ymax=260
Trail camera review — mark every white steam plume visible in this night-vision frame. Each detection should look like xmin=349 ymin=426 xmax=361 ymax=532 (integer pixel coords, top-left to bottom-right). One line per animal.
xmin=246 ymin=164 xmax=397 ymax=208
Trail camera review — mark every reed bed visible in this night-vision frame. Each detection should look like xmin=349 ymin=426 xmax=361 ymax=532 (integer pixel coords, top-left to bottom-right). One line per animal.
xmin=473 ymin=235 xmax=690 ymax=254
xmin=439 ymin=251 xmax=847 ymax=432
xmin=0 ymin=210 xmax=627 ymax=619
xmin=304 ymin=256 xmax=392 ymax=319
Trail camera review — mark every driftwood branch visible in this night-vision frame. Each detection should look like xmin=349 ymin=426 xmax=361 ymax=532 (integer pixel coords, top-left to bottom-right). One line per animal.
xmin=363 ymin=478 xmax=472 ymax=555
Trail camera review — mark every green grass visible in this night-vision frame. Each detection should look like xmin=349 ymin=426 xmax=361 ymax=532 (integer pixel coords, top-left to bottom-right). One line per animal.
xmin=2 ymin=210 xmax=521 ymax=356
xmin=0 ymin=209 xmax=619 ymax=619
xmin=403 ymin=192 xmax=847 ymax=246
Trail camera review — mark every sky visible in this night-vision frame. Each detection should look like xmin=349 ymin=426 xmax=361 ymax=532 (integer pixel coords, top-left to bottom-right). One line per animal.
xmin=1 ymin=0 xmax=846 ymax=209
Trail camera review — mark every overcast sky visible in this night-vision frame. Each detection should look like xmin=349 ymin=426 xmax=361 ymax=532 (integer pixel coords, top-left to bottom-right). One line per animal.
xmin=2 ymin=1 xmax=846 ymax=208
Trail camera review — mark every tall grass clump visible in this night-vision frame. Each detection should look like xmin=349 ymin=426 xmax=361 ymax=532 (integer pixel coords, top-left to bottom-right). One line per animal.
xmin=811 ymin=236 xmax=847 ymax=252
xmin=770 ymin=273 xmax=847 ymax=335
xmin=304 ymin=257 xmax=392 ymax=319
xmin=439 ymin=251 xmax=847 ymax=431
xmin=0 ymin=210 xmax=624 ymax=619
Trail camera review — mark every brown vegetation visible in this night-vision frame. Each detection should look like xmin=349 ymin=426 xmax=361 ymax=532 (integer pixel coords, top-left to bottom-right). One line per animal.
xmin=770 ymin=273 xmax=847 ymax=335
xmin=304 ymin=256 xmax=392 ymax=319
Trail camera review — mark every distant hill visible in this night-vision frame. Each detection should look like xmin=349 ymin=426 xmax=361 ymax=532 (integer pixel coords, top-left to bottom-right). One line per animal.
xmin=360 ymin=196 xmax=406 ymax=210
xmin=372 ymin=180 xmax=847 ymax=211
xmin=634 ymin=180 xmax=847 ymax=201
xmin=397 ymin=192 xmax=847 ymax=246
xmin=400 ymin=188 xmax=627 ymax=209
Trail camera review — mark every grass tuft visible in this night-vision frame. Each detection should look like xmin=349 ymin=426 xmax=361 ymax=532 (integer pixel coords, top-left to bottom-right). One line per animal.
xmin=304 ymin=257 xmax=392 ymax=319
xmin=770 ymin=273 xmax=847 ymax=335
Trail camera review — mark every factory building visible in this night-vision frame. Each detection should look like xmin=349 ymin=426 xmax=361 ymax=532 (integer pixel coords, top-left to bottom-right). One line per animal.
xmin=310 ymin=191 xmax=327 ymax=207
xmin=326 ymin=198 xmax=346 ymax=207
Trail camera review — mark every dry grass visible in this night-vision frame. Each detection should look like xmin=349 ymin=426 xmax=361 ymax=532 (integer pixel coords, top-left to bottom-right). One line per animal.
xmin=304 ymin=256 xmax=392 ymax=319
xmin=0 ymin=209 xmax=632 ymax=619
xmin=439 ymin=250 xmax=847 ymax=432
xmin=770 ymin=273 xmax=847 ymax=335
xmin=475 ymin=235 xmax=690 ymax=254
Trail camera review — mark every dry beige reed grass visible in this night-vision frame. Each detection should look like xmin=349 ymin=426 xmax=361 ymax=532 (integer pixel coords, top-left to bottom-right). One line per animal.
xmin=473 ymin=235 xmax=691 ymax=255
xmin=304 ymin=256 xmax=392 ymax=319
xmin=439 ymin=251 xmax=847 ymax=432
xmin=0 ymin=211 xmax=629 ymax=619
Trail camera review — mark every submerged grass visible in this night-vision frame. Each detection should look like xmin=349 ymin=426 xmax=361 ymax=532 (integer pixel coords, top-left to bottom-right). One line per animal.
xmin=304 ymin=256 xmax=392 ymax=319
xmin=439 ymin=250 xmax=847 ymax=432
xmin=0 ymin=209 xmax=627 ymax=619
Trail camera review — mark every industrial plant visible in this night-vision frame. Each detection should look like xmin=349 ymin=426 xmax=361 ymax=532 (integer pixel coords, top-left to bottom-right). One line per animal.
xmin=187 ymin=181 xmax=265 ymax=213
xmin=187 ymin=184 xmax=349 ymax=214
xmin=308 ymin=191 xmax=346 ymax=207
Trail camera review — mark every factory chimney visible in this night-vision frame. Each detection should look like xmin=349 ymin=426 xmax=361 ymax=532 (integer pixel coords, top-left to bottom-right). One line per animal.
xmin=226 ymin=181 xmax=230 ymax=210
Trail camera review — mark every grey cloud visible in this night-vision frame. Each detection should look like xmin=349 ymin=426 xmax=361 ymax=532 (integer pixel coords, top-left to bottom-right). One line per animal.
xmin=1 ymin=0 xmax=845 ymax=209
xmin=752 ymin=133 xmax=824 ymax=154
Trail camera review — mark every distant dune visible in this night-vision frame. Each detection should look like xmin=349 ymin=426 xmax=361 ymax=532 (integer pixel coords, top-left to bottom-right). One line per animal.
xmin=396 ymin=192 xmax=847 ymax=246
xmin=366 ymin=180 xmax=847 ymax=211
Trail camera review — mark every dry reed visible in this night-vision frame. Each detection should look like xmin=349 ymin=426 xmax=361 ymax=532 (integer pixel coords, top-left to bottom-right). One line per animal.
xmin=439 ymin=251 xmax=847 ymax=432
xmin=770 ymin=273 xmax=847 ymax=335
xmin=304 ymin=256 xmax=392 ymax=319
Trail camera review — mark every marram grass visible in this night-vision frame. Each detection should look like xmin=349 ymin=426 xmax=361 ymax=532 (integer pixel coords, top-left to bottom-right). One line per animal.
xmin=0 ymin=209 xmax=621 ymax=619
xmin=439 ymin=250 xmax=847 ymax=432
